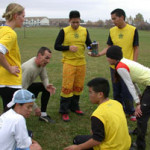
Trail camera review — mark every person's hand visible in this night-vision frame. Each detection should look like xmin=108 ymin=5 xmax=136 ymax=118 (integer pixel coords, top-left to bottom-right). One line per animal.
xmin=30 ymin=140 xmax=42 ymax=150
xmin=135 ymin=104 xmax=142 ymax=117
xmin=9 ymin=66 xmax=20 ymax=76
xmin=69 ymin=46 xmax=78 ymax=52
xmin=46 ymin=84 xmax=56 ymax=95
xmin=64 ymin=145 xmax=81 ymax=150
xmin=88 ymin=51 xmax=101 ymax=57
xmin=34 ymin=107 xmax=41 ymax=116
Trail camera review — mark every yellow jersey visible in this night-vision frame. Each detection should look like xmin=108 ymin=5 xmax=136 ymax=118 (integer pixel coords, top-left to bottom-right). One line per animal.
xmin=0 ymin=26 xmax=22 ymax=86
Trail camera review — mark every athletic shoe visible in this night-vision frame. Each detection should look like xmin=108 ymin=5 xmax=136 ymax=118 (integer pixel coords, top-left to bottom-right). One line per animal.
xmin=129 ymin=127 xmax=138 ymax=135
xmin=129 ymin=115 xmax=136 ymax=121
xmin=62 ymin=114 xmax=70 ymax=122
xmin=75 ymin=110 xmax=84 ymax=115
xmin=130 ymin=142 xmax=137 ymax=150
xmin=39 ymin=115 xmax=55 ymax=123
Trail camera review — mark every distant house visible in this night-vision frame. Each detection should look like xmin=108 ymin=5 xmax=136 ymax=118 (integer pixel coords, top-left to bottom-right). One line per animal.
xmin=24 ymin=17 xmax=49 ymax=26
xmin=49 ymin=18 xmax=69 ymax=27
xmin=24 ymin=17 xmax=69 ymax=27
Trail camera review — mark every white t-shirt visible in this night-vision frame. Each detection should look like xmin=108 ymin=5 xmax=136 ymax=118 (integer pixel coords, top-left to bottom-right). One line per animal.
xmin=0 ymin=109 xmax=32 ymax=150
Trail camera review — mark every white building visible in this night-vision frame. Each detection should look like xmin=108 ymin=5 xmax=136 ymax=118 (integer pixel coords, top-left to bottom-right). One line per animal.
xmin=24 ymin=17 xmax=49 ymax=26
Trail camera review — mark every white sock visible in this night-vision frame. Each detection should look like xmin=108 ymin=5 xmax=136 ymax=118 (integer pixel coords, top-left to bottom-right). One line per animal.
xmin=41 ymin=112 xmax=47 ymax=117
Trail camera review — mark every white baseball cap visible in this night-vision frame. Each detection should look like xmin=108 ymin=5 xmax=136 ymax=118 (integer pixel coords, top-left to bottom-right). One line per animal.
xmin=7 ymin=89 xmax=35 ymax=108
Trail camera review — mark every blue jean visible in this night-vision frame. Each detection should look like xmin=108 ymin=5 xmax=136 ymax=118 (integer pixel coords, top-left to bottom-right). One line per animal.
xmin=16 ymin=148 xmax=29 ymax=150
xmin=110 ymin=68 xmax=135 ymax=115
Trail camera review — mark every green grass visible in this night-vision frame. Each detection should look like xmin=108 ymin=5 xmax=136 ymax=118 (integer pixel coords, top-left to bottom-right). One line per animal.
xmin=0 ymin=27 xmax=150 ymax=150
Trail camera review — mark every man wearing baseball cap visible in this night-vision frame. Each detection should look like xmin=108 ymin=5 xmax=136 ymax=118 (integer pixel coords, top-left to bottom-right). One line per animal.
xmin=0 ymin=89 xmax=42 ymax=150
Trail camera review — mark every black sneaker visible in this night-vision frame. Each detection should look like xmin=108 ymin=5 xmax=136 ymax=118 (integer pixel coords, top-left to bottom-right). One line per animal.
xmin=39 ymin=115 xmax=55 ymax=123
xmin=129 ymin=127 xmax=138 ymax=135
xmin=130 ymin=142 xmax=137 ymax=150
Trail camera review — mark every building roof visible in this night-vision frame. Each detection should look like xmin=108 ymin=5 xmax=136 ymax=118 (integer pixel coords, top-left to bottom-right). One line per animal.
xmin=25 ymin=17 xmax=49 ymax=21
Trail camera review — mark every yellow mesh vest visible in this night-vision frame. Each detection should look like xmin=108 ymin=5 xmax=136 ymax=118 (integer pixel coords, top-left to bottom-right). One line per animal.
xmin=62 ymin=26 xmax=87 ymax=66
xmin=0 ymin=26 xmax=22 ymax=85
xmin=110 ymin=24 xmax=136 ymax=60
xmin=110 ymin=24 xmax=136 ymax=69
xmin=92 ymin=100 xmax=131 ymax=150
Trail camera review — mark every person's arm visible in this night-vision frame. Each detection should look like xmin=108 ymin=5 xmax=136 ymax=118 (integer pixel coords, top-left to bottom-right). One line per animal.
xmin=46 ymin=84 xmax=56 ymax=95
xmin=133 ymin=29 xmax=139 ymax=61
xmin=16 ymin=140 xmax=42 ymax=150
xmin=22 ymin=64 xmax=33 ymax=89
xmin=54 ymin=29 xmax=78 ymax=53
xmin=133 ymin=83 xmax=142 ymax=98
xmin=40 ymin=67 xmax=49 ymax=88
xmin=117 ymin=68 xmax=140 ymax=103
xmin=54 ymin=29 xmax=69 ymax=51
xmin=88 ymin=45 xmax=110 ymax=57
xmin=0 ymin=33 xmax=20 ymax=76
xmin=64 ymin=117 xmax=103 ymax=150
xmin=91 ymin=116 xmax=105 ymax=142
xmin=97 ymin=46 xmax=111 ymax=56
xmin=40 ymin=68 xmax=56 ymax=95
xmin=117 ymin=68 xmax=142 ymax=117
xmin=15 ymin=117 xmax=32 ymax=149
xmin=0 ymin=52 xmax=20 ymax=76
xmin=90 ymin=32 xmax=112 ymax=57
xmin=85 ymin=29 xmax=92 ymax=47
xmin=133 ymin=46 xmax=138 ymax=61
xmin=97 ymin=32 xmax=113 ymax=57
xmin=64 ymin=138 xmax=100 ymax=150
xmin=29 ymin=140 xmax=42 ymax=150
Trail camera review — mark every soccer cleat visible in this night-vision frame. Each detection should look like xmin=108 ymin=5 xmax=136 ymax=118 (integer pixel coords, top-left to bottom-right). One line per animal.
xmin=39 ymin=115 xmax=55 ymax=123
xmin=62 ymin=114 xmax=70 ymax=122
xmin=75 ymin=110 xmax=84 ymax=115
xmin=129 ymin=115 xmax=136 ymax=122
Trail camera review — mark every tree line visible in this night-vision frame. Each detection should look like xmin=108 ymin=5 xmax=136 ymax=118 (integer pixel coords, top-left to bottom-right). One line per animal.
xmin=83 ymin=13 xmax=150 ymax=30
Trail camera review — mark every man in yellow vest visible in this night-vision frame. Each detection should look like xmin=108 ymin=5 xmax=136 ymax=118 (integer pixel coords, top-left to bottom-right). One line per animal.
xmin=54 ymin=10 xmax=92 ymax=121
xmin=64 ymin=77 xmax=131 ymax=150
xmin=91 ymin=8 xmax=139 ymax=121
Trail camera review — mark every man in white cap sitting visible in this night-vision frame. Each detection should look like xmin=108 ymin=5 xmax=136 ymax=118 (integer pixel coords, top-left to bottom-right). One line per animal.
xmin=0 ymin=89 xmax=42 ymax=150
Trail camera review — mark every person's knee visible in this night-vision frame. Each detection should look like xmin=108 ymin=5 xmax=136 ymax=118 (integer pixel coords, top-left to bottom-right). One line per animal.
xmin=73 ymin=135 xmax=79 ymax=144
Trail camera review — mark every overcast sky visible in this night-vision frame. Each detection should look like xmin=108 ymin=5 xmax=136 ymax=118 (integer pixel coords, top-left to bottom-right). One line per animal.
xmin=0 ymin=0 xmax=150 ymax=22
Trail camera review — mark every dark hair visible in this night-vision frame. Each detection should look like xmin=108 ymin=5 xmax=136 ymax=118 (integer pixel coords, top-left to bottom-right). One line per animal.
xmin=37 ymin=47 xmax=51 ymax=56
xmin=69 ymin=10 xmax=80 ymax=19
xmin=111 ymin=8 xmax=126 ymax=20
xmin=87 ymin=78 xmax=110 ymax=98
xmin=4 ymin=103 xmax=24 ymax=112
xmin=106 ymin=45 xmax=123 ymax=61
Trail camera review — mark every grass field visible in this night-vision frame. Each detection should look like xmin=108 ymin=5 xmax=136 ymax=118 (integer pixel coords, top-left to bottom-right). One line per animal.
xmin=0 ymin=27 xmax=150 ymax=150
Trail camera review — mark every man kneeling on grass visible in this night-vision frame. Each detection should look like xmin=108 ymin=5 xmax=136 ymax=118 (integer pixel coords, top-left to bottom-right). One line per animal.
xmin=64 ymin=77 xmax=131 ymax=150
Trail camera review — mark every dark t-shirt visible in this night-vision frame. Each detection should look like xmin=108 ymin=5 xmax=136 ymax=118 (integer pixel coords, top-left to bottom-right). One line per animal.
xmin=91 ymin=116 xmax=105 ymax=142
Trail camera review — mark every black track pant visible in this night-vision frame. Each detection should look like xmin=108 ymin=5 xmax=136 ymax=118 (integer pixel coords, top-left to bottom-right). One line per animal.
xmin=27 ymin=82 xmax=50 ymax=112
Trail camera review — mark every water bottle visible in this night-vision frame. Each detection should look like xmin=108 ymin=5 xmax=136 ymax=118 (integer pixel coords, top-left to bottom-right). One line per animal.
xmin=91 ymin=41 xmax=98 ymax=55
